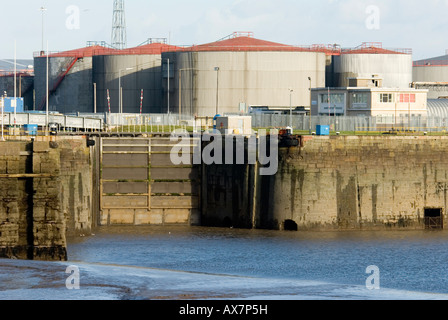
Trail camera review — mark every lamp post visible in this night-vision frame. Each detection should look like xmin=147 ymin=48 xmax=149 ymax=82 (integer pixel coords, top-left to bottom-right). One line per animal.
xmin=167 ymin=58 xmax=170 ymax=114
xmin=46 ymin=41 xmax=49 ymax=135
xmin=308 ymin=77 xmax=312 ymax=134
xmin=14 ymin=41 xmax=16 ymax=129
xmin=118 ymin=67 xmax=134 ymax=126
xmin=39 ymin=7 xmax=47 ymax=54
xmin=214 ymin=67 xmax=220 ymax=115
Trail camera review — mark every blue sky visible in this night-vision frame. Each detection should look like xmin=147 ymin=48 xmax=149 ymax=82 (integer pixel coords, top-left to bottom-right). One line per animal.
xmin=2 ymin=0 xmax=448 ymax=60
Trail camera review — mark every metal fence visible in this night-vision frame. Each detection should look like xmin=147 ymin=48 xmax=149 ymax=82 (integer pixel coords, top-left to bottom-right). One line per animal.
xmin=0 ymin=112 xmax=103 ymax=130
xmin=249 ymin=114 xmax=448 ymax=133
xmin=62 ymin=112 xmax=448 ymax=134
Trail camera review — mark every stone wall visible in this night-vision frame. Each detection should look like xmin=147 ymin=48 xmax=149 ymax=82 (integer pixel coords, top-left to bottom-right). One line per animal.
xmin=262 ymin=136 xmax=448 ymax=230
xmin=202 ymin=135 xmax=448 ymax=231
xmin=0 ymin=138 xmax=92 ymax=261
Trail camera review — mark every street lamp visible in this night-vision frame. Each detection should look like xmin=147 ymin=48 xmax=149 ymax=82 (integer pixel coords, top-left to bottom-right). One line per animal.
xmin=39 ymin=7 xmax=47 ymax=54
xmin=167 ymin=58 xmax=170 ymax=114
xmin=118 ymin=67 xmax=134 ymax=126
xmin=214 ymin=67 xmax=220 ymax=115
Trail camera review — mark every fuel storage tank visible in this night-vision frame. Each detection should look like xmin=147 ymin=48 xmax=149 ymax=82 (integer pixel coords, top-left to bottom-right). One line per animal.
xmin=332 ymin=42 xmax=413 ymax=89
xmin=413 ymin=54 xmax=448 ymax=99
xmin=162 ymin=33 xmax=327 ymax=117
xmin=93 ymin=42 xmax=180 ymax=114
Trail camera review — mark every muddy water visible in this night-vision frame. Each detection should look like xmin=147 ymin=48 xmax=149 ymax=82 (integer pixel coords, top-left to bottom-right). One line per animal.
xmin=66 ymin=226 xmax=448 ymax=295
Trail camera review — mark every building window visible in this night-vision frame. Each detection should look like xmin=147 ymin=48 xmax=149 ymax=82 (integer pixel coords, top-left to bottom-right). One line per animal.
xmin=321 ymin=93 xmax=344 ymax=104
xmin=379 ymin=93 xmax=394 ymax=103
xmin=352 ymin=93 xmax=368 ymax=104
xmin=399 ymin=94 xmax=416 ymax=103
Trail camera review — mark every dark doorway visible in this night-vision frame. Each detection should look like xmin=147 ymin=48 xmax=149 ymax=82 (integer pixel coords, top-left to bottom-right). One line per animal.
xmin=283 ymin=220 xmax=298 ymax=231
xmin=424 ymin=208 xmax=443 ymax=230
xmin=222 ymin=217 xmax=233 ymax=228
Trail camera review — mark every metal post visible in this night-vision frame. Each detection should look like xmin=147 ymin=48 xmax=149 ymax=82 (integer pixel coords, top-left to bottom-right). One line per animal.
xmin=14 ymin=41 xmax=16 ymax=131
xmin=289 ymin=89 xmax=293 ymax=129
xmin=179 ymin=69 xmax=182 ymax=120
xmin=40 ymin=7 xmax=47 ymax=53
xmin=46 ymin=41 xmax=49 ymax=136
xmin=93 ymin=82 xmax=97 ymax=113
xmin=119 ymin=70 xmax=121 ymax=124
xmin=1 ymin=95 xmax=4 ymax=141
xmin=167 ymin=58 xmax=170 ymax=114
xmin=308 ymin=77 xmax=312 ymax=134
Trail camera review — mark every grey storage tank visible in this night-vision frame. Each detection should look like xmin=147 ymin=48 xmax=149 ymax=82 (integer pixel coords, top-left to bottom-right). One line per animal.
xmin=93 ymin=42 xmax=179 ymax=114
xmin=413 ymin=54 xmax=448 ymax=99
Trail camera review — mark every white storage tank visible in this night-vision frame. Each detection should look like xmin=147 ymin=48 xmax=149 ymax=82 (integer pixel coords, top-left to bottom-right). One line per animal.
xmin=163 ymin=33 xmax=327 ymax=117
xmin=413 ymin=54 xmax=448 ymax=99
xmin=332 ymin=43 xmax=413 ymax=89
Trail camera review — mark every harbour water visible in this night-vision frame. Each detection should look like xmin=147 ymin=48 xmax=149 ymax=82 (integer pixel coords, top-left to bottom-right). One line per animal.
xmin=2 ymin=226 xmax=448 ymax=300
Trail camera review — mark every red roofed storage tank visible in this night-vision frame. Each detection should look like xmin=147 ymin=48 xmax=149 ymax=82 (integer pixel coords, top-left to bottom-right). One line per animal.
xmin=162 ymin=32 xmax=327 ymax=116
xmin=331 ymin=42 xmax=413 ymax=88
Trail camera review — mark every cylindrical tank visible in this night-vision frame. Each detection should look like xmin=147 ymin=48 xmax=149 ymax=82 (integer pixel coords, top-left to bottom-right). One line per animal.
xmin=34 ymin=43 xmax=178 ymax=115
xmin=34 ymin=49 xmax=96 ymax=114
xmin=0 ymin=74 xmax=34 ymax=110
xmin=332 ymin=43 xmax=413 ymax=89
xmin=163 ymin=35 xmax=327 ymax=117
xmin=413 ymin=55 xmax=448 ymax=99
xmin=93 ymin=54 xmax=163 ymax=114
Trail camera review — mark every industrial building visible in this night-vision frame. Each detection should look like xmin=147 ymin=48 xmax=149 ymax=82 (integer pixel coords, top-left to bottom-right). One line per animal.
xmin=29 ymin=32 xmax=433 ymax=118
xmin=311 ymin=86 xmax=427 ymax=120
xmin=33 ymin=40 xmax=178 ymax=114
xmin=413 ymin=54 xmax=448 ymax=99
xmin=161 ymin=32 xmax=327 ymax=117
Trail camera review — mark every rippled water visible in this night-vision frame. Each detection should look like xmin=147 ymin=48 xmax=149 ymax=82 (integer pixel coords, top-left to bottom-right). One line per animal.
xmin=66 ymin=226 xmax=448 ymax=295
